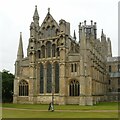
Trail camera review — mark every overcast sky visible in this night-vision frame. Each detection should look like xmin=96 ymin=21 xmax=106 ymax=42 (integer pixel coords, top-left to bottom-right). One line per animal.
xmin=0 ymin=0 xmax=119 ymax=73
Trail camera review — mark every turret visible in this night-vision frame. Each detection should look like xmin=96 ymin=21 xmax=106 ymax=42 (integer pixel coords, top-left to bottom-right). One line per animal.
xmin=107 ymin=38 xmax=112 ymax=57
xmin=101 ymin=29 xmax=106 ymax=41
xmin=33 ymin=5 xmax=39 ymax=26
xmin=30 ymin=5 xmax=39 ymax=38
xmin=17 ymin=32 xmax=24 ymax=60
xmin=79 ymin=20 xmax=97 ymax=42
xmin=73 ymin=30 xmax=76 ymax=41
xmin=59 ymin=19 xmax=70 ymax=35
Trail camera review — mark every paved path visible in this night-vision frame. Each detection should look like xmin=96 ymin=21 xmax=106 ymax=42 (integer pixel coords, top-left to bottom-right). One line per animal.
xmin=2 ymin=107 xmax=118 ymax=112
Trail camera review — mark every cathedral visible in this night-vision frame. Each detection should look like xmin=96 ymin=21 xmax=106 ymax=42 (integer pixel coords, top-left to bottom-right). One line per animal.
xmin=13 ymin=6 xmax=113 ymax=105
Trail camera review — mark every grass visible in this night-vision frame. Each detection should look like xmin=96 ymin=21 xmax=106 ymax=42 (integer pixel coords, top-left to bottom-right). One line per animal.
xmin=2 ymin=102 xmax=118 ymax=118
xmin=2 ymin=110 xmax=118 ymax=118
xmin=2 ymin=102 xmax=118 ymax=110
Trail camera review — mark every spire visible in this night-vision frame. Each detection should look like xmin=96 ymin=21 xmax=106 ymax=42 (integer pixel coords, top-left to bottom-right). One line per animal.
xmin=48 ymin=8 xmax=50 ymax=14
xmin=107 ymin=38 xmax=112 ymax=57
xmin=17 ymin=32 xmax=24 ymax=60
xmin=73 ymin=30 xmax=76 ymax=40
xmin=101 ymin=29 xmax=104 ymax=37
xmin=33 ymin=5 xmax=39 ymax=21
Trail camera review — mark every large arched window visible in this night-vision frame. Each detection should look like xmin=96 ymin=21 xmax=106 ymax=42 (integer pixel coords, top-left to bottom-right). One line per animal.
xmin=41 ymin=45 xmax=45 ymax=58
xmin=19 ymin=80 xmax=29 ymax=96
xmin=52 ymin=44 xmax=56 ymax=57
xmin=55 ymin=62 xmax=59 ymax=93
xmin=47 ymin=62 xmax=52 ymax=93
xmin=40 ymin=63 xmax=44 ymax=93
xmin=46 ymin=41 xmax=51 ymax=58
xmin=69 ymin=80 xmax=80 ymax=96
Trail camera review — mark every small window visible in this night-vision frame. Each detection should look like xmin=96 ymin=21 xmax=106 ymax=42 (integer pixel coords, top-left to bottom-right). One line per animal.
xmin=38 ymin=50 xmax=41 ymax=58
xmin=118 ymin=88 xmax=120 ymax=92
xmin=57 ymin=48 xmax=60 ymax=57
xmin=109 ymin=88 xmax=111 ymax=92
xmin=75 ymin=63 xmax=77 ymax=72
xmin=71 ymin=64 xmax=74 ymax=72
xmin=118 ymin=79 xmax=120 ymax=85
xmin=109 ymin=65 xmax=111 ymax=72
xmin=108 ymin=80 xmax=111 ymax=85
xmin=118 ymin=64 xmax=120 ymax=72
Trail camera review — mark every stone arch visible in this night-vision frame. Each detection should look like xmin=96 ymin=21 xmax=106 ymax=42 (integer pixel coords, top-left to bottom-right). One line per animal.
xmin=69 ymin=79 xmax=80 ymax=96
xmin=19 ymin=80 xmax=29 ymax=96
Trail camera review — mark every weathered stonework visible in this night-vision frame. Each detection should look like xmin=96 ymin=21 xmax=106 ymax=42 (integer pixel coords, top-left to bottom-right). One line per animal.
xmin=13 ymin=6 xmax=114 ymax=105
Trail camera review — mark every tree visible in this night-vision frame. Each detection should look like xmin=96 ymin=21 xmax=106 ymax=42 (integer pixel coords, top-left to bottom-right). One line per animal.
xmin=1 ymin=69 xmax=14 ymax=103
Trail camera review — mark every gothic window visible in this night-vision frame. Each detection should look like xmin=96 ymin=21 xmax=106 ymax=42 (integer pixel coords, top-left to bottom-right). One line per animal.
xmin=109 ymin=65 xmax=111 ymax=72
xmin=118 ymin=88 xmax=120 ymax=92
xmin=75 ymin=63 xmax=77 ymax=72
xmin=52 ymin=44 xmax=56 ymax=57
xmin=118 ymin=79 xmax=120 ymax=85
xmin=118 ymin=64 xmax=120 ymax=72
xmin=55 ymin=62 xmax=59 ymax=93
xmin=19 ymin=80 xmax=28 ymax=96
xmin=108 ymin=80 xmax=111 ymax=85
xmin=40 ymin=63 xmax=44 ymax=93
xmin=38 ymin=50 xmax=41 ymax=58
xmin=109 ymin=88 xmax=112 ymax=92
xmin=46 ymin=41 xmax=51 ymax=58
xmin=71 ymin=64 xmax=73 ymax=72
xmin=47 ymin=62 xmax=52 ymax=93
xmin=41 ymin=45 xmax=45 ymax=58
xmin=69 ymin=80 xmax=80 ymax=96
xmin=57 ymin=48 xmax=60 ymax=57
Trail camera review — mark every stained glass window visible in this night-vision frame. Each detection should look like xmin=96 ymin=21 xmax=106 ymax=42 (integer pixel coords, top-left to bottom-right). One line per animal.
xmin=47 ymin=62 xmax=52 ymax=93
xmin=19 ymin=80 xmax=28 ymax=96
xmin=69 ymin=80 xmax=80 ymax=96
xmin=55 ymin=62 xmax=59 ymax=93
xmin=52 ymin=44 xmax=56 ymax=57
xmin=40 ymin=63 xmax=44 ymax=93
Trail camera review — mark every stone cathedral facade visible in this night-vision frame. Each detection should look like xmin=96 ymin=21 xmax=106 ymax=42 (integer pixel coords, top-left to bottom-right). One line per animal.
xmin=13 ymin=6 xmax=112 ymax=105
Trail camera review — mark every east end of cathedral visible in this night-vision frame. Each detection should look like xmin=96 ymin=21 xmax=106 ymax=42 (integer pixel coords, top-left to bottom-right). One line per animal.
xmin=13 ymin=6 xmax=113 ymax=105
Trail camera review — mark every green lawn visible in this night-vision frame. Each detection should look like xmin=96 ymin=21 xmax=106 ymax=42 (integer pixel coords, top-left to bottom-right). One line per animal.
xmin=2 ymin=102 xmax=118 ymax=118
xmin=2 ymin=109 xmax=117 ymax=118
xmin=2 ymin=102 xmax=118 ymax=110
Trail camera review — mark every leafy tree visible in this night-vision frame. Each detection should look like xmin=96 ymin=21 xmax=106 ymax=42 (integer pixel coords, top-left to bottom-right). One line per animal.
xmin=1 ymin=69 xmax=14 ymax=103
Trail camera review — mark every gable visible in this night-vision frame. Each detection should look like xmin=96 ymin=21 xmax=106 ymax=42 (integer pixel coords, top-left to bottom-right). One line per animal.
xmin=39 ymin=12 xmax=60 ymax=39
